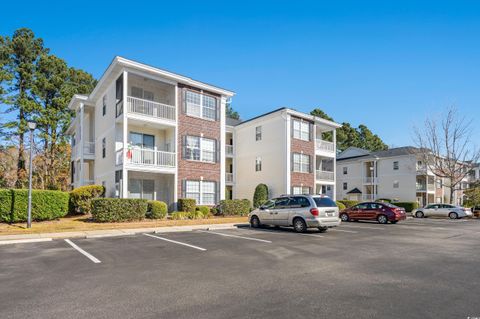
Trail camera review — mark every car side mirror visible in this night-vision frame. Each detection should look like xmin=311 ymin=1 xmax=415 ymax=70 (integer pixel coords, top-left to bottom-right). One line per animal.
xmin=259 ymin=206 xmax=265 ymax=210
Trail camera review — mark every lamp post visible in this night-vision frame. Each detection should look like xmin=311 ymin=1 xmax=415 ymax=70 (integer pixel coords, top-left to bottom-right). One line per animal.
xmin=27 ymin=121 xmax=37 ymax=229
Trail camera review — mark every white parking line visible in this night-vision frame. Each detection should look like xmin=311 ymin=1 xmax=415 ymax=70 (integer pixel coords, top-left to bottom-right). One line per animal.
xmin=64 ymin=239 xmax=101 ymax=264
xmin=238 ymin=228 xmax=325 ymax=238
xmin=143 ymin=233 xmax=207 ymax=251
xmin=298 ymin=233 xmax=325 ymax=238
xmin=197 ymin=230 xmax=272 ymax=243
xmin=331 ymin=228 xmax=358 ymax=233
xmin=340 ymin=224 xmax=386 ymax=230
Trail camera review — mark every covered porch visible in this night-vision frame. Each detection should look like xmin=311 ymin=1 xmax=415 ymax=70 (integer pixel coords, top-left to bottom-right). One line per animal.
xmin=125 ymin=170 xmax=176 ymax=211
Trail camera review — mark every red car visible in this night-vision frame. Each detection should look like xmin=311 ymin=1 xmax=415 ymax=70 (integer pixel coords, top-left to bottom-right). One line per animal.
xmin=339 ymin=202 xmax=406 ymax=224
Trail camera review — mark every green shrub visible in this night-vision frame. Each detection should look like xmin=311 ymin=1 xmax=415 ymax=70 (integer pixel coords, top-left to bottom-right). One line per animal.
xmin=336 ymin=201 xmax=346 ymax=210
xmin=69 ymin=185 xmax=105 ymax=215
xmin=147 ymin=200 xmax=168 ymax=219
xmin=196 ymin=205 xmax=211 ymax=218
xmin=178 ymin=198 xmax=196 ymax=213
xmin=187 ymin=210 xmax=204 ymax=219
xmin=338 ymin=200 xmax=359 ymax=208
xmin=0 ymin=189 xmax=13 ymax=222
xmin=91 ymin=198 xmax=147 ymax=222
xmin=253 ymin=184 xmax=269 ymax=208
xmin=9 ymin=189 xmax=69 ymax=222
xmin=219 ymin=199 xmax=251 ymax=216
xmin=392 ymin=202 xmax=419 ymax=212
xmin=170 ymin=211 xmax=189 ymax=220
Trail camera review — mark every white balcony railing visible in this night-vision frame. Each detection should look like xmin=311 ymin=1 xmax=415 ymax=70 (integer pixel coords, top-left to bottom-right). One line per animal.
xmin=226 ymin=173 xmax=234 ymax=183
xmin=316 ymin=170 xmax=334 ymax=181
xmin=127 ymin=96 xmax=176 ymax=121
xmin=363 ymin=176 xmax=378 ymax=184
xmin=84 ymin=142 xmax=95 ymax=155
xmin=117 ymin=147 xmax=176 ymax=168
xmin=226 ymin=145 xmax=234 ymax=156
xmin=362 ymin=194 xmax=376 ymax=201
xmin=316 ymin=139 xmax=335 ymax=153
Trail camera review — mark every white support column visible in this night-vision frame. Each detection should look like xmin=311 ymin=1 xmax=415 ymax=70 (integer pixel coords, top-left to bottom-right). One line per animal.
xmin=332 ymin=129 xmax=337 ymax=201
xmin=173 ymin=84 xmax=179 ymax=210
xmin=285 ymin=111 xmax=291 ymax=194
xmin=219 ymin=96 xmax=226 ymax=201
xmin=79 ymin=103 xmax=85 ymax=187
xmin=122 ymin=70 xmax=128 ymax=198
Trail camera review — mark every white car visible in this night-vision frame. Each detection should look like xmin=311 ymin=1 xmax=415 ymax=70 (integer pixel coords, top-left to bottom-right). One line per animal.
xmin=412 ymin=204 xmax=472 ymax=219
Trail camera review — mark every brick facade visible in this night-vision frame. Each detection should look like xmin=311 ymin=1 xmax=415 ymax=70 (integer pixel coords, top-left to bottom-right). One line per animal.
xmin=177 ymin=84 xmax=221 ymax=201
xmin=290 ymin=116 xmax=315 ymax=193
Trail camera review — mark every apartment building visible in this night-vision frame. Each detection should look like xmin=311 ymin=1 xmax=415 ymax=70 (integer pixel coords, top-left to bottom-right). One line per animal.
xmin=336 ymin=146 xmax=468 ymax=206
xmin=67 ymin=57 xmax=234 ymax=210
xmin=231 ymin=108 xmax=341 ymax=201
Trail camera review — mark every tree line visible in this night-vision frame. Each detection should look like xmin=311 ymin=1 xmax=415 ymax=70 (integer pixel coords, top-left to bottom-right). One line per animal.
xmin=0 ymin=28 xmax=96 ymax=190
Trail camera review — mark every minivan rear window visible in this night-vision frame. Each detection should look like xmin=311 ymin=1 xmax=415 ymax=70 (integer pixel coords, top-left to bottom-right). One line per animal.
xmin=313 ymin=197 xmax=337 ymax=207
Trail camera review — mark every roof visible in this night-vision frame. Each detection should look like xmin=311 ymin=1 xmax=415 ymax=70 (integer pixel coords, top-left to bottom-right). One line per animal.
xmin=226 ymin=117 xmax=243 ymax=126
xmin=337 ymin=146 xmax=421 ymax=161
xmin=346 ymin=187 xmax=362 ymax=194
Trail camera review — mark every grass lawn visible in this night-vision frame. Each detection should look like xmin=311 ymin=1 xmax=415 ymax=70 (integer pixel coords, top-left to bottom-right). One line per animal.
xmin=0 ymin=216 xmax=248 ymax=236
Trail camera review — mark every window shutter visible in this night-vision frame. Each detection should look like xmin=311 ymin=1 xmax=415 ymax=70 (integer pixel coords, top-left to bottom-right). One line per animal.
xmin=291 ymin=153 xmax=294 ymax=171
xmin=182 ymin=179 xmax=186 ymax=198
xmin=215 ymin=181 xmax=219 ymax=204
xmin=291 ymin=119 xmax=294 ymax=137
xmin=309 ymin=123 xmax=314 ymax=141
xmin=215 ymin=139 xmax=220 ymax=163
xmin=309 ymin=155 xmax=312 ymax=173
xmin=182 ymin=89 xmax=187 ymax=114
xmin=182 ymin=136 xmax=187 ymax=159
xmin=215 ymin=97 xmax=220 ymax=121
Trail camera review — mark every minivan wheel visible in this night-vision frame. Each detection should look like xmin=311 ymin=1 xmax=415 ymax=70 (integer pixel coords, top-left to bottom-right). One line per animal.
xmin=415 ymin=211 xmax=424 ymax=218
xmin=318 ymin=226 xmax=328 ymax=233
xmin=340 ymin=213 xmax=349 ymax=222
xmin=377 ymin=215 xmax=388 ymax=224
xmin=293 ymin=218 xmax=307 ymax=233
xmin=250 ymin=216 xmax=261 ymax=228
xmin=449 ymin=212 xmax=458 ymax=220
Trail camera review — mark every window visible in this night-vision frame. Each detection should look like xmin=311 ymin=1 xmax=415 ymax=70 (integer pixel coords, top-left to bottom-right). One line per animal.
xmin=393 ymin=181 xmax=399 ymax=188
xmin=185 ymin=180 xmax=216 ymax=205
xmin=255 ymin=126 xmax=262 ymax=141
xmin=131 ymin=86 xmax=154 ymax=101
xmin=436 ymin=197 xmax=442 ymax=203
xmin=185 ymin=91 xmax=217 ymax=120
xmin=274 ymin=197 xmax=290 ymax=209
xmin=184 ymin=136 xmax=216 ymax=163
xmin=313 ymin=197 xmax=337 ymax=207
xmin=343 ymin=182 xmax=348 ymax=190
xmin=293 ymin=153 xmax=310 ymax=173
xmin=436 ymin=179 xmax=442 ymax=189
xmin=130 ymin=132 xmax=155 ymax=149
xmin=255 ymin=157 xmax=262 ymax=172
xmin=129 ymin=179 xmax=154 ymax=200
xmin=102 ymin=138 xmax=106 ymax=158
xmin=292 ymin=186 xmax=310 ymax=195
xmin=343 ymin=167 xmax=348 ymax=175
xmin=293 ymin=119 xmax=310 ymax=141
xmin=290 ymin=196 xmax=310 ymax=208
xmin=393 ymin=161 xmax=399 ymax=170
xmin=102 ymin=95 xmax=107 ymax=116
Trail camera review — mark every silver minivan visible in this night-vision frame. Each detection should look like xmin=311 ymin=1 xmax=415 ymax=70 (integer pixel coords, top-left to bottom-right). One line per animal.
xmin=248 ymin=194 xmax=341 ymax=233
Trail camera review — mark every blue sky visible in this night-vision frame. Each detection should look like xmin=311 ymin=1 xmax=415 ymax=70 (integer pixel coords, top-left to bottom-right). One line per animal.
xmin=2 ymin=0 xmax=479 ymax=147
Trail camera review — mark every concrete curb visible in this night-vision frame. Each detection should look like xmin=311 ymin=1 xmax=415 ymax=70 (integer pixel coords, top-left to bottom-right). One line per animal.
xmin=0 ymin=223 xmax=250 ymax=245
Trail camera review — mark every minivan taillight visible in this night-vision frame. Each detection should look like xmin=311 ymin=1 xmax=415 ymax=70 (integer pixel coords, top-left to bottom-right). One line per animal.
xmin=310 ymin=208 xmax=319 ymax=216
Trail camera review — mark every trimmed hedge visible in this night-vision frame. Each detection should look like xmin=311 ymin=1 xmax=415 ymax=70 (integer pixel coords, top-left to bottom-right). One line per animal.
xmin=7 ymin=189 xmax=69 ymax=222
xmin=337 ymin=200 xmax=359 ymax=208
xmin=336 ymin=201 xmax=346 ymax=210
xmin=219 ymin=199 xmax=251 ymax=216
xmin=392 ymin=202 xmax=419 ymax=212
xmin=69 ymin=185 xmax=105 ymax=215
xmin=147 ymin=200 xmax=168 ymax=219
xmin=196 ymin=206 xmax=211 ymax=218
xmin=253 ymin=184 xmax=269 ymax=208
xmin=91 ymin=198 xmax=148 ymax=222
xmin=0 ymin=189 xmax=13 ymax=222
xmin=178 ymin=198 xmax=196 ymax=213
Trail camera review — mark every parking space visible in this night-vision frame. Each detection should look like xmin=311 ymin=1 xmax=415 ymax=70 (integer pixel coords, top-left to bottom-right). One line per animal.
xmin=1 ymin=218 xmax=479 ymax=319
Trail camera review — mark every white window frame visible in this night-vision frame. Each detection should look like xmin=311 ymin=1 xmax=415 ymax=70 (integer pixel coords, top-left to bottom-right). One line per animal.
xmin=185 ymin=135 xmax=216 ymax=163
xmin=293 ymin=153 xmax=310 ymax=173
xmin=292 ymin=186 xmax=310 ymax=195
xmin=293 ymin=119 xmax=310 ymax=141
xmin=255 ymin=126 xmax=262 ymax=141
xmin=185 ymin=180 xmax=216 ymax=205
xmin=185 ymin=90 xmax=217 ymax=121
xmin=255 ymin=157 xmax=262 ymax=172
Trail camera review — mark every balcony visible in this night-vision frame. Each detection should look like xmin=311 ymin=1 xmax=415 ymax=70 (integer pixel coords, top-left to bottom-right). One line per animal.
xmin=316 ymin=170 xmax=334 ymax=181
xmin=362 ymin=194 xmax=376 ymax=201
xmin=72 ymin=141 xmax=95 ymax=159
xmin=226 ymin=145 xmax=234 ymax=156
xmin=116 ymin=147 xmax=176 ymax=169
xmin=226 ymin=173 xmax=234 ymax=184
xmin=363 ymin=176 xmax=378 ymax=184
xmin=316 ymin=139 xmax=335 ymax=155
xmin=124 ymin=96 xmax=175 ymax=121
xmin=416 ymin=184 xmax=435 ymax=192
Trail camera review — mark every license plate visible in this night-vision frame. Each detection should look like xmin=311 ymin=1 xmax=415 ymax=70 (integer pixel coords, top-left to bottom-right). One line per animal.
xmin=327 ymin=213 xmax=334 ymax=217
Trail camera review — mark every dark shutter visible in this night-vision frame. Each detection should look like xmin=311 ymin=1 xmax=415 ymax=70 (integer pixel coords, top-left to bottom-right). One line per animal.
xmin=216 ymin=98 xmax=220 ymax=121
xmin=309 ymin=122 xmax=314 ymax=141
xmin=215 ymin=139 xmax=220 ymax=163
xmin=182 ymin=179 xmax=186 ymax=198
xmin=291 ymin=118 xmax=294 ymax=137
xmin=214 ymin=181 xmax=219 ymax=204
xmin=309 ymin=155 xmax=312 ymax=173
xmin=182 ymin=136 xmax=187 ymax=159
xmin=291 ymin=153 xmax=294 ymax=171
xmin=182 ymin=89 xmax=187 ymax=114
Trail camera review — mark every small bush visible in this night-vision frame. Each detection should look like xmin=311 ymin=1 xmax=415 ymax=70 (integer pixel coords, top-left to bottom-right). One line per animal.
xmin=147 ymin=200 xmax=168 ymax=219
xmin=393 ymin=202 xmax=419 ymax=212
xmin=196 ymin=205 xmax=211 ymax=218
xmin=8 ymin=189 xmax=69 ymax=222
xmin=91 ymin=198 xmax=147 ymax=222
xmin=253 ymin=184 xmax=269 ymax=208
xmin=178 ymin=198 xmax=196 ymax=213
xmin=69 ymin=185 xmax=105 ymax=215
xmin=170 ymin=211 xmax=189 ymax=220
xmin=336 ymin=201 xmax=346 ymax=210
xmin=0 ymin=189 xmax=13 ymax=222
xmin=337 ymin=200 xmax=359 ymax=208
xmin=219 ymin=199 xmax=251 ymax=216
xmin=187 ymin=210 xmax=204 ymax=219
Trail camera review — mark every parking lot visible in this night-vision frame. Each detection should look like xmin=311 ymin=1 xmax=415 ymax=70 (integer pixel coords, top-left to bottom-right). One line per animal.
xmin=1 ymin=218 xmax=479 ymax=319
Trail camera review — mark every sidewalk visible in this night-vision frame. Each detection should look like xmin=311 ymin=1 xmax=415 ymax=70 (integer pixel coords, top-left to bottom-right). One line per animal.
xmin=0 ymin=223 xmax=250 ymax=245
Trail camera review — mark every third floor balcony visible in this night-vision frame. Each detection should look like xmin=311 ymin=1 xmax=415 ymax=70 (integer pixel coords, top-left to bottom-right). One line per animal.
xmin=315 ymin=139 xmax=335 ymax=155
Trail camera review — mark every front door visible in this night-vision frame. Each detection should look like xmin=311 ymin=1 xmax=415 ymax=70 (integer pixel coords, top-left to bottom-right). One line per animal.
xmin=365 ymin=203 xmax=381 ymax=220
